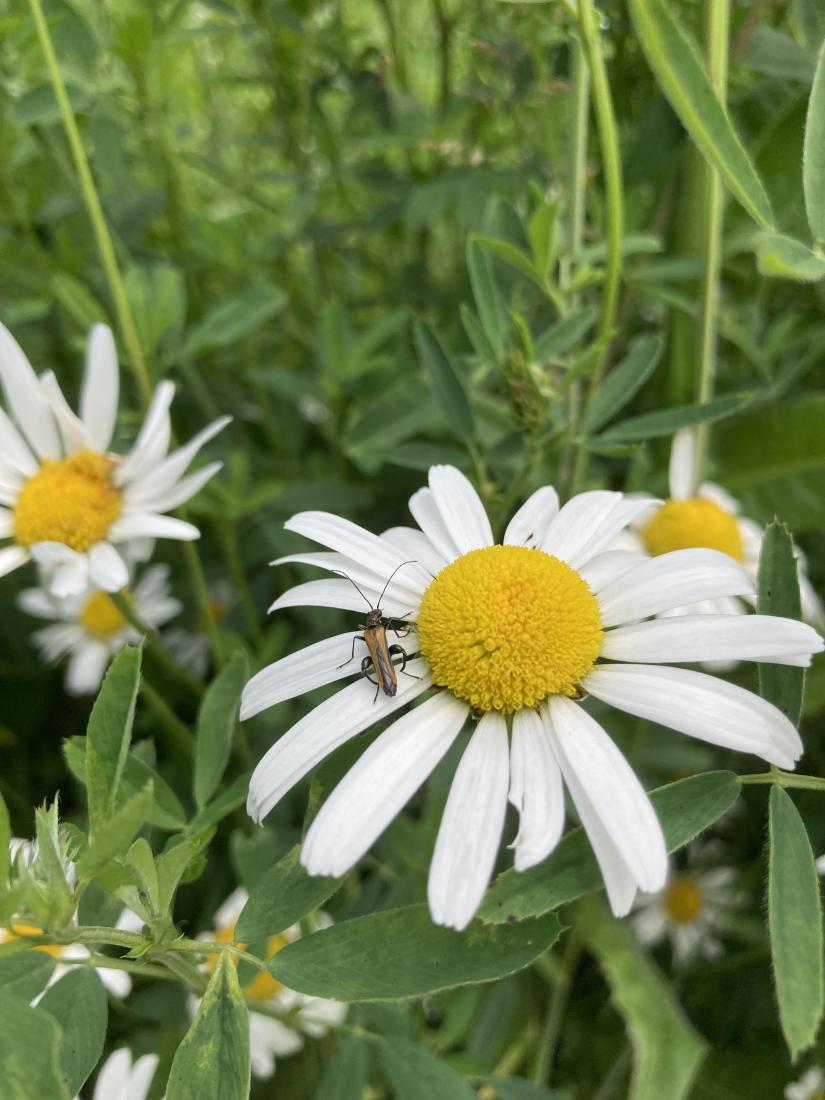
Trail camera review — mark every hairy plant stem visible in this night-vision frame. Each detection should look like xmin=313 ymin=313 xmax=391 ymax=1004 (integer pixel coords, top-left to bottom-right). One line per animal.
xmin=26 ymin=0 xmax=152 ymax=408
xmin=740 ymin=771 xmax=825 ymax=792
xmin=695 ymin=0 xmax=730 ymax=479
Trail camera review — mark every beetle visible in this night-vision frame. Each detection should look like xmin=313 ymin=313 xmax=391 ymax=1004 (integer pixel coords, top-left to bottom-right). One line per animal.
xmin=335 ymin=562 xmax=419 ymax=701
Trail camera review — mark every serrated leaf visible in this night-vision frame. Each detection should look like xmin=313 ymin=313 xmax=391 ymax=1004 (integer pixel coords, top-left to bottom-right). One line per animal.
xmin=0 ymin=995 xmax=70 ymax=1100
xmin=413 ymin=320 xmax=474 ymax=442
xmin=194 ymin=652 xmax=248 ymax=808
xmin=378 ymin=1036 xmax=477 ymax=1099
xmin=166 ymin=953 xmax=250 ymax=1100
xmin=480 ymin=772 xmax=740 ymax=923
xmin=804 ymin=40 xmax=825 ymax=243
xmin=38 ymin=969 xmax=108 ymax=1097
xmin=581 ymin=334 xmax=663 ymax=434
xmin=596 ymin=392 xmax=751 ymax=443
xmin=757 ymin=522 xmax=805 ymax=725
xmin=269 ymin=905 xmax=562 ymax=1001
xmin=630 ymin=0 xmax=774 ymax=229
xmin=768 ymin=786 xmax=824 ymax=1057
xmin=236 ymin=844 xmax=341 ymax=942
xmin=85 ymin=645 xmax=142 ymax=836
xmin=580 ymin=897 xmax=706 ymax=1100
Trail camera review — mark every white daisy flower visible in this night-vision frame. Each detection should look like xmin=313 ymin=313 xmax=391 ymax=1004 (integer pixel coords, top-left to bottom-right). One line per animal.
xmin=630 ymin=428 xmax=823 ymax=623
xmin=80 ymin=1048 xmax=159 ymax=1100
xmin=19 ymin=562 xmax=181 ymax=695
xmin=786 ymin=1067 xmax=825 ymax=1100
xmin=633 ymin=859 xmax=740 ymax=966
xmin=242 ymin=465 xmax=822 ymax=930
xmin=0 ymin=321 xmax=229 ymax=597
xmin=195 ymin=888 xmax=346 ymax=1079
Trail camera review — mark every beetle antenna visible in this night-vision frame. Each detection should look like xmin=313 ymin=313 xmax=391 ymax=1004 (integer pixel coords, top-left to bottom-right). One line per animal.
xmin=377 ymin=561 xmax=418 ymax=608
xmin=330 ymin=569 xmax=374 ymax=610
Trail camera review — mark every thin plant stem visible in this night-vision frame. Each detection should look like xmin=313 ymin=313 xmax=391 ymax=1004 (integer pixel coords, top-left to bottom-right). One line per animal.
xmin=216 ymin=524 xmax=264 ymax=646
xmin=26 ymin=0 xmax=152 ymax=408
xmin=180 ymin=534 xmax=224 ymax=670
xmin=694 ymin=0 xmax=730 ymax=480
xmin=110 ymin=593 xmax=203 ymax=698
xmin=740 ymin=771 xmax=825 ymax=792
xmin=533 ymin=931 xmax=580 ymax=1086
xmin=73 ymin=953 xmax=176 ymax=982
xmin=140 ymin=680 xmax=195 ymax=760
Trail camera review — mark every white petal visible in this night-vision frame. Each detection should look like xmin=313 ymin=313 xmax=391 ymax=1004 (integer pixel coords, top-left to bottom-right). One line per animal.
xmin=93 ymin=1049 xmax=132 ymax=1100
xmin=544 ymin=696 xmax=667 ymax=896
xmin=0 ymin=508 xmax=11 ymax=538
xmin=381 ymin=525 xmax=449 ymax=575
xmin=34 ymin=623 xmax=81 ymax=661
xmin=88 ymin=542 xmax=129 ymax=592
xmin=242 ymin=629 xmax=418 ymax=718
xmin=427 ymin=711 xmax=510 ymax=931
xmin=125 ymin=1053 xmax=159 ymax=1100
xmin=508 ymin=708 xmax=565 ymax=871
xmin=272 ymin=550 xmax=426 ymax=605
xmin=428 ymin=464 xmax=494 ymax=553
xmin=302 ymin=692 xmax=468 ymax=876
xmin=109 ymin=513 xmax=200 ymax=542
xmin=0 ymin=321 xmax=60 ymax=458
xmin=114 ymin=381 xmax=174 ymax=486
xmin=698 ymin=481 xmax=741 ymax=514
xmin=584 ymin=664 xmax=803 ymax=768
xmin=39 ymin=372 xmax=88 ymax=453
xmin=17 ymin=587 xmax=59 ymax=620
xmin=81 ymin=324 xmax=119 ymax=451
xmin=269 ymin=579 xmax=410 ymax=618
xmin=246 ymin=659 xmax=431 ymax=823
xmin=285 ymin=511 xmax=433 ymax=593
xmin=127 ymin=461 xmax=222 ymax=514
xmin=408 ymin=487 xmax=463 ymax=563
xmin=0 ymin=544 xmax=28 ymax=578
xmin=249 ymin=1013 xmax=300 ymax=1076
xmin=0 ymin=406 xmax=37 ymax=477
xmin=214 ymin=887 xmax=250 ymax=930
xmin=32 ymin=544 xmax=89 ymax=597
xmin=542 ymin=491 xmax=655 ymax=568
xmin=65 ymin=642 xmax=110 ymax=695
xmin=596 ymin=548 xmax=754 ymax=628
xmin=602 ymin=614 xmax=823 ymax=667
xmin=125 ymin=416 xmax=230 ymax=502
xmin=668 ymin=428 xmax=697 ymax=500
xmin=98 ymin=965 xmax=132 ymax=999
xmin=577 ymin=550 xmax=643 ymax=593
xmin=503 ymin=486 xmax=560 ymax=548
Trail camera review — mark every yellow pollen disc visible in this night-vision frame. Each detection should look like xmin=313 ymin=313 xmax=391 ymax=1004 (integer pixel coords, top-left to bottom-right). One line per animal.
xmin=206 ymin=922 xmax=287 ymax=1002
xmin=13 ymin=448 xmax=121 ymax=552
xmin=641 ymin=498 xmax=743 ymax=561
xmin=0 ymin=923 xmax=64 ymax=957
xmin=81 ymin=590 xmax=129 ymax=640
xmin=417 ymin=545 xmax=603 ymax=713
xmin=663 ymin=877 xmax=704 ymax=925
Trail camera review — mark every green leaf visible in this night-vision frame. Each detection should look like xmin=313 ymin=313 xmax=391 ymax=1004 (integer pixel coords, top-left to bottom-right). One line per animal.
xmin=166 ymin=953 xmax=251 ymax=1100
xmin=754 ymin=233 xmax=825 ymax=281
xmin=316 ymin=1037 xmax=370 ymax=1100
xmin=768 ymin=786 xmax=824 ymax=1057
xmin=629 ymin=0 xmax=774 ymax=229
xmin=85 ymin=645 xmax=142 ymax=836
xmin=580 ymin=897 xmax=706 ymax=1100
xmin=184 ymin=285 xmax=285 ymax=356
xmin=471 ymin=234 xmax=546 ymax=291
xmin=50 ymin=273 xmax=108 ymax=331
xmin=378 ymin=1037 xmax=476 ymax=1099
xmin=76 ymin=782 xmax=153 ymax=880
xmin=269 ymin=905 xmax=562 ymax=1002
xmin=413 ymin=320 xmax=474 ymax=442
xmin=39 ymin=969 xmax=108 ymax=1097
xmin=581 ymin=335 xmax=664 ymax=434
xmin=757 ymin=522 xmax=805 ymax=725
xmin=0 ymin=995 xmax=71 ymax=1100
xmin=479 ymin=772 xmax=741 ymax=923
xmin=194 ymin=652 xmax=248 ymax=808
xmin=0 ymin=953 xmax=55 ymax=1002
xmin=804 ymin=40 xmax=825 ymax=244
xmin=187 ymin=771 xmax=251 ymax=835
xmin=533 ymin=309 xmax=596 ymax=362
xmin=155 ymin=829 xmax=215 ymax=915
xmin=236 ymin=844 xmax=341 ymax=942
xmin=126 ymin=837 xmax=160 ymax=912
xmin=467 ymin=237 xmax=505 ymax=362
xmin=479 ymin=1079 xmax=566 ymax=1100
xmin=596 ymin=392 xmax=751 ymax=444
xmin=0 ymin=792 xmax=8 ymax=886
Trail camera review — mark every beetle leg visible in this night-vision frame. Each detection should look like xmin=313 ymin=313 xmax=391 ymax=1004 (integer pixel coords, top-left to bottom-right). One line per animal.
xmin=389 ymin=644 xmax=422 ymax=681
xmin=390 ymin=612 xmax=413 ymax=638
xmin=337 ymin=635 xmax=365 ymax=670
xmin=361 ymin=654 xmax=379 ymax=686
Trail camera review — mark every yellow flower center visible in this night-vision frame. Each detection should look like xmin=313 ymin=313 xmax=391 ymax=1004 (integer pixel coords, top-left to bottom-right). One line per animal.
xmin=641 ymin=498 xmax=743 ymax=561
xmin=80 ymin=591 xmax=129 ymax=639
xmin=206 ymin=922 xmax=287 ymax=1002
xmin=0 ymin=923 xmax=65 ymax=957
xmin=13 ymin=448 xmax=121 ymax=552
xmin=417 ymin=545 xmax=603 ymax=713
xmin=663 ymin=877 xmax=704 ymax=924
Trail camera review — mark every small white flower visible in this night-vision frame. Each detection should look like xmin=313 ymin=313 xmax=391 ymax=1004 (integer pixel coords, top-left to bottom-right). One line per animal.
xmin=0 ymin=322 xmax=229 ymax=597
xmin=19 ymin=559 xmax=181 ymax=694
xmin=786 ymin=1066 xmax=825 ymax=1100
xmin=628 ymin=428 xmax=823 ymax=624
xmin=633 ymin=855 xmax=740 ymax=966
xmin=194 ymin=888 xmax=346 ymax=1079
xmin=81 ymin=1048 xmax=159 ymax=1100
xmin=242 ymin=464 xmax=822 ymax=930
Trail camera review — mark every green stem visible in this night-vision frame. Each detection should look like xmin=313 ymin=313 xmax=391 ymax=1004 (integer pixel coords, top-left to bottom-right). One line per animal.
xmin=217 ymin=524 xmax=264 ymax=646
xmin=140 ymin=680 xmax=195 ymax=760
xmin=26 ymin=0 xmax=152 ymax=408
xmin=73 ymin=953 xmax=176 ymax=982
xmin=532 ymin=932 xmax=580 ymax=1086
xmin=110 ymin=593 xmax=203 ymax=698
xmin=694 ymin=0 xmax=730 ymax=479
xmin=180 ymin=535 xmax=224 ymax=670
xmin=740 ymin=771 xmax=825 ymax=792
